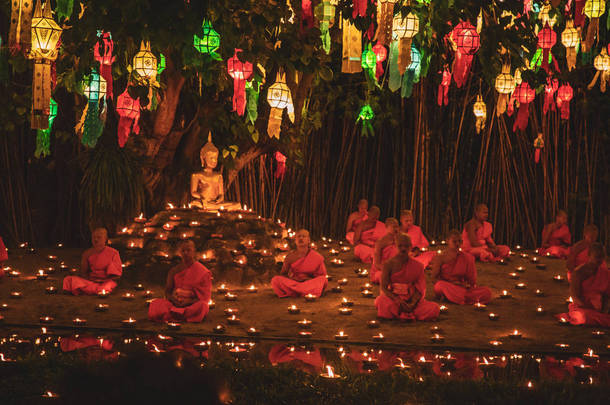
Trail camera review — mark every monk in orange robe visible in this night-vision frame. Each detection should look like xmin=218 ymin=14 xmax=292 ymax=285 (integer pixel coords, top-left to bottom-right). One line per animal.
xmin=354 ymin=206 xmax=386 ymax=264
xmin=538 ymin=210 xmax=571 ymax=258
xmin=375 ymin=233 xmax=440 ymax=321
xmin=370 ymin=218 xmax=400 ymax=284
xmin=462 ymin=204 xmax=510 ymax=262
xmin=346 ymin=199 xmax=368 ymax=245
xmin=400 ymin=210 xmax=436 ymax=268
xmin=271 ymin=229 xmax=328 ymax=297
xmin=149 ymin=240 xmax=212 ymax=323
xmin=567 ymin=224 xmax=599 ymax=281
xmin=63 ymin=228 xmax=122 ymax=295
xmin=431 ymin=230 xmax=492 ymax=305
xmin=556 ymin=243 xmax=610 ymax=327
xmin=0 ymin=236 xmax=7 ymax=279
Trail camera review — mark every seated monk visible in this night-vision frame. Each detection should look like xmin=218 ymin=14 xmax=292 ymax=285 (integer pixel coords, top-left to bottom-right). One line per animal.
xmin=354 ymin=206 xmax=387 ymax=264
xmin=375 ymin=233 xmax=440 ymax=321
xmin=567 ymin=224 xmax=599 ymax=281
xmin=370 ymin=218 xmax=400 ymax=284
xmin=431 ymin=230 xmax=492 ymax=305
xmin=0 ymin=235 xmax=7 ymax=278
xmin=538 ymin=210 xmax=571 ymax=258
xmin=271 ymin=229 xmax=328 ymax=297
xmin=345 ymin=199 xmax=369 ymax=245
xmin=400 ymin=210 xmax=436 ymax=268
xmin=190 ymin=133 xmax=240 ymax=211
xmin=556 ymin=243 xmax=610 ymax=327
xmin=63 ymin=228 xmax=122 ymax=295
xmin=462 ymin=204 xmax=510 ymax=262
xmin=149 ymin=240 xmax=212 ymax=323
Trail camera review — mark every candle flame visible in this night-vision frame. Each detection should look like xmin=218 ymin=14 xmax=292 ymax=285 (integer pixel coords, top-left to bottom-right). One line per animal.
xmin=167 ymin=203 xmax=175 ymax=209
xmin=587 ymin=348 xmax=594 ymax=356
xmin=326 ymin=365 xmax=335 ymax=377
xmin=152 ymin=344 xmax=161 ymax=353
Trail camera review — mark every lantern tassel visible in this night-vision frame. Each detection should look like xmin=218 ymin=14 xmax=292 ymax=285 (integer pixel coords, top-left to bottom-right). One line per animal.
xmin=543 ymin=79 xmax=558 ymax=114
xmin=117 ymin=116 xmax=134 ymax=148
xmin=574 ymin=0 xmax=586 ymax=27
xmin=374 ymin=2 xmax=394 ymax=46
xmin=397 ymin=38 xmax=412 ymax=75
xmin=246 ymin=79 xmax=260 ymax=125
xmin=513 ymin=102 xmax=530 ymax=132
xmin=437 ymin=68 xmax=451 ymax=106
xmin=233 ymin=78 xmax=247 ymax=116
xmin=535 ymin=148 xmax=541 ymax=163
xmin=9 ymin=0 xmax=33 ymax=53
xmin=267 ymin=107 xmax=283 ymax=139
xmin=452 ymin=53 xmax=473 ymax=88
xmin=274 ymin=151 xmax=287 ymax=179
xmin=388 ymin=41 xmax=401 ymax=92
xmin=583 ymin=18 xmax=599 ymax=53
xmin=82 ymin=101 xmax=104 ymax=148
xmin=496 ymin=94 xmax=509 ymax=117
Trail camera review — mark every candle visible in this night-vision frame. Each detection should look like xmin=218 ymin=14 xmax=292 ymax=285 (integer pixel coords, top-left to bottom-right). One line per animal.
xmin=260 ymin=249 xmax=271 ymax=257
xmin=225 ymin=292 xmax=237 ymax=301
xmin=45 ymin=286 xmax=57 ymax=295
xmin=8 ymin=270 xmax=20 ymax=278
xmin=430 ymin=240 xmax=437 ymax=246
xmin=553 ymin=274 xmax=564 ymax=282
xmin=288 ymin=305 xmax=300 ymax=314
xmin=339 ymin=307 xmax=352 ymax=315
xmin=488 ymin=313 xmax=499 ymax=321
xmin=227 ymin=315 xmax=240 ymax=324
xmin=360 ymin=283 xmax=373 ymax=291
xmin=169 ymin=214 xmax=181 ymax=221
xmin=0 ymin=303 xmax=8 ymax=311
xmin=122 ymin=318 xmax=137 ymax=328
xmin=331 ymin=285 xmax=343 ymax=293
xmin=189 ymin=221 xmax=201 ymax=227
xmin=340 ymin=298 xmax=354 ymax=307
xmin=430 ymin=334 xmax=445 ymax=343
xmin=515 ymin=245 xmax=522 ymax=251
xmin=134 ymin=213 xmax=146 ymax=223
xmin=372 ymin=333 xmax=385 ymax=342
xmin=515 ymin=266 xmax=525 ymax=273
xmin=334 ymin=330 xmax=349 ymax=340
xmin=95 ymin=304 xmax=109 ymax=312
xmin=224 ymin=308 xmax=239 ymax=316
xmin=47 ymin=255 xmax=58 ymax=262
xmin=134 ymin=283 xmax=144 ymax=291
xmin=497 ymin=259 xmax=507 ymax=265
xmin=298 ymin=331 xmax=312 ymax=339
xmin=34 ymin=270 xmax=48 ymax=280
xmin=357 ymin=269 xmax=369 ymax=278
xmin=499 ymin=290 xmax=511 ymax=298
xmin=320 ymin=365 xmax=340 ymax=379
xmin=247 ymin=284 xmax=258 ymax=293
xmin=145 ymin=299 xmax=154 ymax=307
xmin=41 ymin=392 xmax=59 ymax=399
xmin=167 ymin=322 xmax=181 ymax=330
xmin=329 ymin=248 xmax=339 ymax=255
xmin=297 ymin=319 xmax=312 ymax=329
xmin=72 ymin=318 xmax=87 ymax=327
xmin=361 ymin=289 xmax=374 ymax=298
xmin=583 ymin=348 xmax=599 ymax=364
xmin=555 ymin=343 xmax=570 ymax=349
xmin=535 ymin=306 xmax=546 ymax=315
xmin=143 ymin=290 xmax=153 ymax=298
xmin=430 ymin=326 xmax=443 ymax=333
xmin=304 ymin=293 xmax=317 ymax=302
xmin=368 ymin=320 xmax=380 ymax=328
xmin=208 ymin=299 xmax=215 ymax=309
xmin=39 ymin=316 xmax=54 ymax=324
xmin=362 ymin=357 xmax=378 ymax=371
xmin=439 ymin=305 xmax=448 ymax=313
xmin=508 ymin=272 xmax=519 ymax=279
xmin=341 ymin=246 xmax=350 ymax=252
xmin=331 ymin=259 xmax=344 ymax=266
xmin=535 ymin=289 xmax=544 ymax=297
xmin=515 ymin=283 xmax=526 ymax=289
xmin=122 ymin=293 xmax=135 ymax=301
xmin=9 ymin=292 xmax=22 ymax=299
xmin=217 ymin=284 xmax=228 ymax=294
xmin=521 ymin=253 xmax=529 ymax=259
xmin=591 ymin=330 xmax=605 ymax=338
xmin=97 ymin=289 xmax=109 ymax=298
xmin=558 ymin=316 xmax=570 ymax=325
xmin=247 ymin=327 xmax=260 ymax=337
xmin=489 ymin=340 xmax=502 ymax=346
xmin=474 ymin=302 xmax=487 ymax=311
xmin=325 ymin=274 xmax=333 ymax=281
xmin=213 ymin=324 xmax=226 ymax=334
xmin=531 ymin=257 xmax=539 ymax=263
xmin=565 ymin=296 xmax=573 ymax=304
xmin=194 ymin=341 xmax=210 ymax=352
xmin=509 ymin=329 xmax=522 ymax=339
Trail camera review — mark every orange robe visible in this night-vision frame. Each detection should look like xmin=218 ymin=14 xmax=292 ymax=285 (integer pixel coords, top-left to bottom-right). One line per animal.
xmin=271 ymin=249 xmax=327 ymax=297
xmin=568 ymin=246 xmax=590 ymax=282
xmin=346 ymin=214 xmax=368 ymax=245
xmin=461 ymin=221 xmax=510 ymax=262
xmin=433 ymin=252 xmax=492 ymax=305
xmin=370 ymin=242 xmax=398 ymax=284
xmin=375 ymin=258 xmax=440 ymax=321
xmin=538 ymin=224 xmax=571 ymax=258
xmin=62 ymin=247 xmax=122 ymax=295
xmin=405 ymin=225 xmax=437 ymax=267
xmin=556 ymin=263 xmax=610 ymax=327
xmin=148 ymin=261 xmax=212 ymax=323
xmin=354 ymin=221 xmax=386 ymax=263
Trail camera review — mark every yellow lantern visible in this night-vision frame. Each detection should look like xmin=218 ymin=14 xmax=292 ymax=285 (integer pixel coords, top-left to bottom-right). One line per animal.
xmin=561 ymin=20 xmax=579 ymax=71
xmin=30 ymin=0 xmax=62 ymax=130
xmin=375 ymin=0 xmax=399 ymax=46
xmin=588 ymin=48 xmax=610 ymax=92
xmin=9 ymin=0 xmax=34 ymax=51
xmin=266 ymin=72 xmax=294 ymax=139
xmin=394 ymin=12 xmax=419 ymax=74
xmin=582 ymin=0 xmax=605 ymax=52
xmin=473 ymin=94 xmax=487 ymax=134
xmin=132 ymin=41 xmax=157 ymax=81
xmin=538 ymin=3 xmax=557 ymax=28
xmin=341 ymin=17 xmax=362 ymax=74
xmin=494 ymin=65 xmax=515 ymax=116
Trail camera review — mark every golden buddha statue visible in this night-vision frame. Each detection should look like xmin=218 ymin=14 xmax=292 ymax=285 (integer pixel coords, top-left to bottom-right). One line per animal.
xmin=190 ymin=133 xmax=240 ymax=211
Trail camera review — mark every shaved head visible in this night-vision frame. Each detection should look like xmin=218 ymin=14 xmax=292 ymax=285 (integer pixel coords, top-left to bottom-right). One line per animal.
xmin=385 ymin=217 xmax=399 ymax=227
xmin=358 ymin=199 xmax=368 ymax=209
xmin=448 ymin=229 xmax=461 ymax=239
xmin=368 ymin=206 xmax=380 ymax=220
xmin=400 ymin=210 xmax=413 ymax=219
xmin=396 ymin=233 xmax=412 ymax=247
xmin=475 ymin=204 xmax=488 ymax=213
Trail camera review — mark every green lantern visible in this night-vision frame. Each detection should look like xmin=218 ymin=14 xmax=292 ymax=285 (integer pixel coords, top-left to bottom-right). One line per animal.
xmin=35 ymin=98 xmax=57 ymax=158
xmin=194 ymin=20 xmax=220 ymax=55
xmin=356 ymin=104 xmax=374 ymax=137
xmin=315 ymin=1 xmax=336 ymax=54
xmin=361 ymin=44 xmax=377 ymax=87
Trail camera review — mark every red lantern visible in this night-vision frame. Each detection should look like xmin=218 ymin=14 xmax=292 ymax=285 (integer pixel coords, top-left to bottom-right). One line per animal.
xmin=301 ymin=1 xmax=314 ymax=33
xmin=94 ymin=32 xmax=115 ymax=99
xmin=543 ymin=77 xmax=558 ymax=114
xmin=437 ymin=67 xmax=451 ymax=106
xmin=512 ymin=82 xmax=535 ymax=132
xmin=353 ymin=0 xmax=368 ymax=18
xmin=450 ymin=21 xmax=480 ymax=88
xmin=227 ymin=49 xmax=253 ymax=116
xmin=372 ymin=43 xmax=387 ymax=81
xmin=116 ymin=89 xmax=141 ymax=147
xmin=537 ymin=24 xmax=557 ymax=73
xmin=275 ymin=151 xmax=287 ymax=179
xmin=556 ymin=84 xmax=573 ymax=120
xmin=574 ymin=0 xmax=587 ymax=27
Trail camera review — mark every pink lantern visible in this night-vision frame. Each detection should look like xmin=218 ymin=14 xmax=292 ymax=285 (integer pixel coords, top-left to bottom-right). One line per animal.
xmin=301 ymin=1 xmax=314 ymax=33
xmin=353 ymin=0 xmax=368 ymax=18
xmin=512 ymin=82 xmax=535 ymax=132
xmin=227 ymin=49 xmax=253 ymax=116
xmin=450 ymin=21 xmax=480 ymax=88
xmin=556 ymin=84 xmax=574 ymax=120
xmin=537 ymin=24 xmax=557 ymax=74
xmin=372 ymin=43 xmax=387 ymax=81
xmin=116 ymin=89 xmax=141 ymax=147
xmin=543 ymin=77 xmax=558 ymax=114
xmin=437 ymin=67 xmax=452 ymax=106
xmin=275 ymin=151 xmax=287 ymax=179
xmin=94 ymin=32 xmax=115 ymax=98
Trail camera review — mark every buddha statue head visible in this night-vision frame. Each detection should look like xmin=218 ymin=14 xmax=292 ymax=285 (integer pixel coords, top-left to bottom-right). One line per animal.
xmin=200 ymin=132 xmax=219 ymax=170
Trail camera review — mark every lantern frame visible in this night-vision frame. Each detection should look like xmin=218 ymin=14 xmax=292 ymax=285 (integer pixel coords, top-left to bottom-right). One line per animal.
xmin=227 ymin=50 xmax=253 ymax=80
xmin=514 ymin=82 xmax=535 ymax=104
xmin=194 ymin=20 xmax=220 ymax=55
xmin=267 ymin=74 xmax=291 ymax=109
xmin=538 ymin=24 xmax=557 ymax=49
xmin=556 ymin=84 xmax=574 ymax=103
xmin=117 ymin=89 xmax=140 ymax=119
xmin=83 ymin=70 xmax=107 ymax=101
xmin=561 ymin=23 xmax=579 ymax=48
xmin=584 ymin=0 xmax=606 ymax=18
xmin=452 ymin=22 xmax=480 ymax=56
xmin=495 ymin=70 xmax=516 ymax=95
xmin=30 ymin=0 xmax=62 ymax=59
xmin=361 ymin=47 xmax=377 ymax=70
xmin=133 ymin=41 xmax=158 ymax=80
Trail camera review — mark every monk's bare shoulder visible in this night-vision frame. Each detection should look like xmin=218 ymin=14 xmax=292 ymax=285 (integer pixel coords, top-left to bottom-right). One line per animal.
xmin=464 ymin=219 xmax=477 ymax=231
xmin=376 ymin=233 xmax=393 ymax=248
xmin=284 ymin=251 xmax=300 ymax=265
xmin=81 ymin=247 xmax=96 ymax=260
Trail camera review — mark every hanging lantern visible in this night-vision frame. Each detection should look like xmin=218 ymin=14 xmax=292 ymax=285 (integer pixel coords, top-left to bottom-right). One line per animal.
xmin=561 ymin=20 xmax=580 ymax=71
xmin=274 ymin=151 xmax=287 ymax=179
xmin=266 ymin=72 xmax=294 ymax=139
xmin=543 ymin=77 xmax=558 ymax=114
xmin=375 ymin=0 xmax=399 ymax=46
xmin=512 ymin=81 xmax=535 ymax=132
xmin=450 ymin=21 xmax=480 ymax=88
xmin=342 ymin=17 xmax=362 ymax=73
xmin=132 ymin=41 xmax=157 ymax=81
xmin=361 ymin=43 xmax=377 ymax=85
xmin=301 ymin=0 xmax=315 ymax=33
xmin=94 ymin=31 xmax=115 ymax=99
xmin=245 ymin=78 xmax=261 ymax=125
xmin=372 ymin=43 xmax=387 ymax=81
xmin=556 ymin=83 xmax=573 ymax=120
xmin=393 ymin=12 xmax=419 ymax=74
xmin=194 ymin=20 xmax=220 ymax=55
xmin=582 ymin=0 xmax=605 ymax=53
xmin=79 ymin=69 xmax=107 ymax=148
xmin=587 ymin=48 xmax=610 ymax=92
xmin=473 ymin=94 xmax=487 ymax=134
xmin=9 ymin=0 xmax=34 ymax=52
xmin=538 ymin=3 xmax=557 ymax=28
xmin=533 ymin=133 xmax=544 ymax=164
xmin=523 ymin=0 xmax=534 ymax=16
xmin=536 ymin=23 xmax=557 ymax=73
xmin=35 ymin=98 xmax=57 ymax=158
xmin=494 ymin=65 xmax=515 ymax=116
xmin=30 ymin=0 xmax=62 ymax=130
xmin=356 ymin=104 xmax=374 ymax=137
xmin=402 ymin=45 xmax=421 ymax=98
xmin=315 ymin=1 xmax=336 ymax=54
xmin=116 ymin=89 xmax=141 ymax=148
xmin=353 ymin=0 xmax=369 ymax=18
xmin=437 ymin=67 xmax=451 ymax=106
xmin=227 ymin=48 xmax=253 ymax=116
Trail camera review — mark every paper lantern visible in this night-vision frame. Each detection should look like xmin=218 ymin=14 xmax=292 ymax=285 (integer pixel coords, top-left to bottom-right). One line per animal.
xmin=450 ymin=21 xmax=480 ymax=88
xmin=94 ymin=31 xmax=115 ymax=98
xmin=473 ymin=94 xmax=486 ymax=134
xmin=582 ymin=0 xmax=605 ymax=52
xmin=133 ymin=41 xmax=157 ymax=81
xmin=561 ymin=20 xmax=580 ymax=71
xmin=437 ymin=67 xmax=451 ymax=106
xmin=194 ymin=20 xmax=220 ymax=55
xmin=394 ymin=12 xmax=419 ymax=74
xmin=315 ymin=1 xmax=336 ymax=54
xmin=375 ymin=0 xmax=399 ymax=46
xmin=342 ymin=17 xmax=362 ymax=73
xmin=588 ymin=48 xmax=610 ymax=92
xmin=538 ymin=3 xmax=557 ymax=28
xmin=80 ymin=70 xmax=107 ymax=148
xmin=372 ymin=43 xmax=387 ymax=81
xmin=533 ymin=133 xmax=544 ymax=164
xmin=274 ymin=151 xmax=287 ymax=179
xmin=227 ymin=48 xmax=253 ymax=116
xmin=537 ymin=23 xmax=556 ymax=73
xmin=543 ymin=77 xmax=558 ymax=114
xmin=35 ymin=98 xmax=57 ymax=158
xmin=356 ymin=104 xmax=374 ymax=137
xmin=512 ymin=82 xmax=535 ymax=132
xmin=301 ymin=0 xmax=314 ymax=32
xmin=556 ymin=83 xmax=573 ymax=120
xmin=30 ymin=0 xmax=62 ymax=130
xmin=9 ymin=0 xmax=33 ymax=51
xmin=361 ymin=43 xmax=377 ymax=84
xmin=266 ymin=72 xmax=294 ymax=139
xmin=402 ymin=45 xmax=421 ymax=98
xmin=116 ymin=88 xmax=141 ymax=147
xmin=494 ymin=65 xmax=515 ymax=116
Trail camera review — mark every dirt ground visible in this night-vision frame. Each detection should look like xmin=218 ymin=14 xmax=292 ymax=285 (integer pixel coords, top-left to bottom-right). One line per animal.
xmin=1 ymin=244 xmax=608 ymax=355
